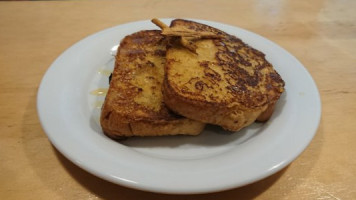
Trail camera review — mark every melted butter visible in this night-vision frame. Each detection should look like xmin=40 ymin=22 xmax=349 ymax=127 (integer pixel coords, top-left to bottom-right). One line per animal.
xmin=98 ymin=69 xmax=112 ymax=77
xmin=93 ymin=101 xmax=104 ymax=108
xmin=90 ymin=88 xmax=108 ymax=96
xmin=131 ymin=58 xmax=163 ymax=112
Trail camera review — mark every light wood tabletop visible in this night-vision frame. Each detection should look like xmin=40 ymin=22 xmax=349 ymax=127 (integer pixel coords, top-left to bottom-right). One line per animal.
xmin=1 ymin=0 xmax=355 ymax=199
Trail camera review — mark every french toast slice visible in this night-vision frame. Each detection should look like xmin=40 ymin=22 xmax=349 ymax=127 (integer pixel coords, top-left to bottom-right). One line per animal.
xmin=100 ymin=30 xmax=205 ymax=138
xmin=163 ymin=19 xmax=285 ymax=131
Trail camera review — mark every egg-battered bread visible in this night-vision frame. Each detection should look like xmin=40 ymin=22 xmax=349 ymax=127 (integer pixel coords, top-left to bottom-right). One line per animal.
xmin=100 ymin=30 xmax=205 ymax=138
xmin=163 ymin=19 xmax=285 ymax=131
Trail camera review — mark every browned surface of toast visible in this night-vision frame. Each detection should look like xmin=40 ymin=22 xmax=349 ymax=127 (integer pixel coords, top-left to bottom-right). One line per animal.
xmin=164 ymin=19 xmax=285 ymax=131
xmin=100 ymin=30 xmax=205 ymax=137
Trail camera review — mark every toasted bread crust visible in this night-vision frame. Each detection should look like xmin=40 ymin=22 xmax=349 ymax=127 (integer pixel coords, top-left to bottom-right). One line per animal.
xmin=100 ymin=30 xmax=205 ymax=137
xmin=164 ymin=19 xmax=284 ymax=131
xmin=163 ymin=76 xmax=264 ymax=131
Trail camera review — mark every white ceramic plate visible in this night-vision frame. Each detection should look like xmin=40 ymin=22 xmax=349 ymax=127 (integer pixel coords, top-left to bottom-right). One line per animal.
xmin=37 ymin=19 xmax=321 ymax=194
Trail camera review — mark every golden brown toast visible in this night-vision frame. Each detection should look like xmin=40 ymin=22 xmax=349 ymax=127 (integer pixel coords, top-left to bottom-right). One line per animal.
xmin=163 ymin=19 xmax=285 ymax=131
xmin=100 ymin=30 xmax=205 ymax=138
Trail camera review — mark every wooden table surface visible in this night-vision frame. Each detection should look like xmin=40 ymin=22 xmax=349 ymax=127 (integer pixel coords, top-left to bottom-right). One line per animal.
xmin=1 ymin=0 xmax=355 ymax=199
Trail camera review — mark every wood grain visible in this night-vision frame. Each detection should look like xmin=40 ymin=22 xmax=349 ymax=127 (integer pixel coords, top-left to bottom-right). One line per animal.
xmin=1 ymin=0 xmax=355 ymax=199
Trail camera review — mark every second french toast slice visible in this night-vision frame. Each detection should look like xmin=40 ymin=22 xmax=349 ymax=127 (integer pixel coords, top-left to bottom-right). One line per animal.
xmin=100 ymin=30 xmax=205 ymax=138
